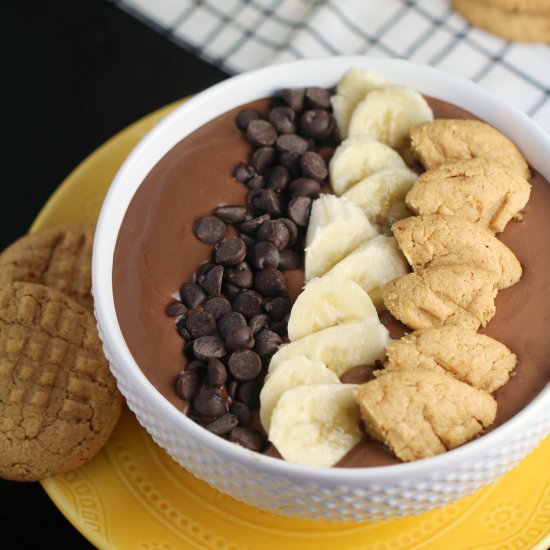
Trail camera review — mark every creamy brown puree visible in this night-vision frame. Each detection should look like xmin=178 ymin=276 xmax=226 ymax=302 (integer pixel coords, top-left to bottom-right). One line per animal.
xmin=113 ymin=97 xmax=550 ymax=468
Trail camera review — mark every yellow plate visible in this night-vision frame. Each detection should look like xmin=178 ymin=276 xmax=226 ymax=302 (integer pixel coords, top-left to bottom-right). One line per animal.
xmin=35 ymin=101 xmax=550 ymax=550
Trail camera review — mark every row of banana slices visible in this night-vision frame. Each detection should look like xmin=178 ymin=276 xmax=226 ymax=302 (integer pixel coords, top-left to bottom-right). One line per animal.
xmin=259 ymin=69 xmax=438 ymax=467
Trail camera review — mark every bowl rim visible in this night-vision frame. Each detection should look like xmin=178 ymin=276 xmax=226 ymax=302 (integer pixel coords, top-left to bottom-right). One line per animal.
xmin=93 ymin=55 xmax=550 ymax=482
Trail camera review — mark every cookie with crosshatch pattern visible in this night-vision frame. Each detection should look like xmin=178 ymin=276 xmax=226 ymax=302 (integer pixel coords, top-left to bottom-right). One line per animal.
xmin=0 ymin=282 xmax=123 ymax=481
xmin=0 ymin=223 xmax=95 ymax=310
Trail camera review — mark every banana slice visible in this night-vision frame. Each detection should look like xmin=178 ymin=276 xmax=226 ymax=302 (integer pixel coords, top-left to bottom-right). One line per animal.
xmin=341 ymin=167 xmax=417 ymax=230
xmin=259 ymin=356 xmax=340 ymax=432
xmin=269 ymin=384 xmax=362 ymax=467
xmin=347 ymin=86 xmax=434 ymax=153
xmin=331 ymin=68 xmax=387 ymax=138
xmin=269 ymin=321 xmax=390 ymax=377
xmin=325 ymin=235 xmax=409 ymax=310
xmin=305 ymin=194 xmax=378 ymax=281
xmin=287 ymin=277 xmax=378 ymax=341
xmin=329 ymin=137 xmax=407 ymax=196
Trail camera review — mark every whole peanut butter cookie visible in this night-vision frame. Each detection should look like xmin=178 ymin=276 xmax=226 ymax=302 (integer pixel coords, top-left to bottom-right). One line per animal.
xmin=0 ymin=282 xmax=122 ymax=481
xmin=453 ymin=0 xmax=550 ymax=42
xmin=410 ymin=119 xmax=530 ymax=178
xmin=0 ymin=223 xmax=95 ymax=310
xmin=405 ymin=158 xmax=531 ymax=233
xmin=384 ymin=326 xmax=517 ymax=393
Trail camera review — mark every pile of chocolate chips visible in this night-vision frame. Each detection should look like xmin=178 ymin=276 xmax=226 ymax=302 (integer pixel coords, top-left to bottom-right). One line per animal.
xmin=166 ymin=86 xmax=339 ymax=452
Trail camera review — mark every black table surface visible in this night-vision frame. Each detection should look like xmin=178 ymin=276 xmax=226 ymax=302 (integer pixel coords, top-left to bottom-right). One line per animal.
xmin=1 ymin=2 xmax=228 ymax=548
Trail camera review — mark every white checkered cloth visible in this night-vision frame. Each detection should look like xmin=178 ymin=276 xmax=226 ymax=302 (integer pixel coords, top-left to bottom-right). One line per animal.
xmin=113 ymin=0 xmax=550 ymax=133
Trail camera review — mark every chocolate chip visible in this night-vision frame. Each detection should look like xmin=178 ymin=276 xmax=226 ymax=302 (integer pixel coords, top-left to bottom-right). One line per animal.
xmin=266 ymin=165 xmax=290 ymax=193
xmin=233 ymin=162 xmax=255 ymax=183
xmin=299 ymin=109 xmax=333 ymax=140
xmin=207 ymin=358 xmax=227 ymax=387
xmin=198 ymin=264 xmax=224 ymax=296
xmin=248 ymin=313 xmax=269 ymax=336
xmin=194 ymin=388 xmax=227 ymax=417
xmin=278 ymin=88 xmax=305 ymax=112
xmin=214 ymin=205 xmax=248 ymax=225
xmin=218 ymin=311 xmax=247 ymax=339
xmin=278 ymin=218 xmax=299 ymax=246
xmin=254 ymin=329 xmax=282 ymax=359
xmin=250 ymin=189 xmax=283 ymax=217
xmin=301 ymin=151 xmax=328 ymax=182
xmin=176 ymin=317 xmax=191 ymax=340
xmin=278 ymin=248 xmax=302 ymax=270
xmin=236 ymin=381 xmax=261 ymax=409
xmin=263 ymin=294 xmax=291 ymax=321
xmin=256 ymin=220 xmax=289 ymax=250
xmin=270 ymin=314 xmax=290 ymax=336
xmin=229 ymin=349 xmax=262 ymax=382
xmin=229 ymin=427 xmax=264 ymax=452
xmin=225 ymin=324 xmax=255 ymax=352
xmin=194 ymin=262 xmax=215 ymax=282
xmin=186 ymin=360 xmax=206 ymax=373
xmin=186 ymin=311 xmax=217 ymax=339
xmin=183 ymin=339 xmax=196 ymax=360
xmin=246 ymin=175 xmax=265 ymax=190
xmin=305 ymin=87 xmax=331 ymax=109
xmin=289 ymin=177 xmax=321 ymax=198
xmin=180 ymin=282 xmax=206 ymax=309
xmin=269 ymin=106 xmax=296 ymax=134
xmin=193 ymin=336 xmax=227 ymax=361
xmin=252 ymin=241 xmax=280 ymax=269
xmin=203 ymin=297 xmax=232 ymax=320
xmin=255 ymin=268 xmax=287 ymax=297
xmin=222 ymin=282 xmax=242 ymax=300
xmin=232 ymin=289 xmax=263 ymax=319
xmin=225 ymin=262 xmax=253 ymax=290
xmin=246 ymin=119 xmax=277 ymax=147
xmin=206 ymin=413 xmax=239 ymax=435
xmin=165 ymin=300 xmax=187 ymax=318
xmin=193 ymin=216 xmax=227 ymax=245
xmin=235 ymin=108 xmax=261 ymax=131
xmin=250 ymin=146 xmax=276 ymax=174
xmin=276 ymin=134 xmax=308 ymax=155
xmin=279 ymin=151 xmax=302 ymax=177
xmin=229 ymin=401 xmax=251 ymax=426
xmin=175 ymin=370 xmax=201 ymax=401
xmin=227 ymin=380 xmax=239 ymax=400
xmin=215 ymin=238 xmax=247 ymax=265
xmin=239 ymin=214 xmax=270 ymax=236
xmin=287 ymin=196 xmax=312 ymax=227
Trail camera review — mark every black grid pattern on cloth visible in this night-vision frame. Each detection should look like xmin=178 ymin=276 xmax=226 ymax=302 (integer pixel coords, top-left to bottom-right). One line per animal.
xmin=111 ymin=0 xmax=550 ymax=131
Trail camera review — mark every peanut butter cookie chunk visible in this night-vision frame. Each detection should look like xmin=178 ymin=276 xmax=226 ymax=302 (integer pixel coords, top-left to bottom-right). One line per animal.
xmin=410 ymin=119 xmax=530 ymax=179
xmin=453 ymin=0 xmax=550 ymax=43
xmin=0 ymin=223 xmax=95 ymax=310
xmin=356 ymin=368 xmax=497 ymax=461
xmin=384 ymin=326 xmax=517 ymax=393
xmin=392 ymin=214 xmax=522 ymax=289
xmin=405 ymin=158 xmax=531 ymax=233
xmin=0 ymin=282 xmax=123 ymax=481
xmin=383 ymin=265 xmax=498 ymax=331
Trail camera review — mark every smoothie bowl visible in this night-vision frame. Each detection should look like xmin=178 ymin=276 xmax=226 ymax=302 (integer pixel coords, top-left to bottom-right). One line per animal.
xmin=93 ymin=56 xmax=550 ymax=522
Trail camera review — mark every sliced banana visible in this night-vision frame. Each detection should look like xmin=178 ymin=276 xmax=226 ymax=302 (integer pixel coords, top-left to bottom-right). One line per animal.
xmin=325 ymin=235 xmax=409 ymax=310
xmin=341 ymin=167 xmax=417 ymax=231
xmin=347 ymin=86 xmax=434 ymax=153
xmin=329 ymin=137 xmax=407 ymax=196
xmin=259 ymin=356 xmax=340 ymax=432
xmin=268 ymin=384 xmax=362 ymax=467
xmin=305 ymin=194 xmax=378 ymax=281
xmin=269 ymin=321 xmax=390 ymax=377
xmin=331 ymin=68 xmax=387 ymax=138
xmin=287 ymin=277 xmax=378 ymax=341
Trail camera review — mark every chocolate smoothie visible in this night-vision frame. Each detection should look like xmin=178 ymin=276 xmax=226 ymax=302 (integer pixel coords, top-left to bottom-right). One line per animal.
xmin=113 ymin=97 xmax=550 ymax=468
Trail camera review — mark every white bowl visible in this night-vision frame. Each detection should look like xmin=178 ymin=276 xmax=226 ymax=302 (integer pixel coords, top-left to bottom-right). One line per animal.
xmin=93 ymin=56 xmax=550 ymax=522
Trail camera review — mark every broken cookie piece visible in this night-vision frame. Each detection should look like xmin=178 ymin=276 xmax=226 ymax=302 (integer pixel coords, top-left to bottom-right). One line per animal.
xmin=392 ymin=214 xmax=522 ymax=289
xmin=383 ymin=265 xmax=498 ymax=331
xmin=410 ymin=119 xmax=530 ymax=179
xmin=384 ymin=326 xmax=517 ymax=393
xmin=405 ymin=158 xmax=531 ymax=233
xmin=356 ymin=368 xmax=497 ymax=461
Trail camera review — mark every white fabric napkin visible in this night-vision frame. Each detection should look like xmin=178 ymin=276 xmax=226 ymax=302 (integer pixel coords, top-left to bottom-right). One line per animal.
xmin=114 ymin=0 xmax=550 ymax=133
